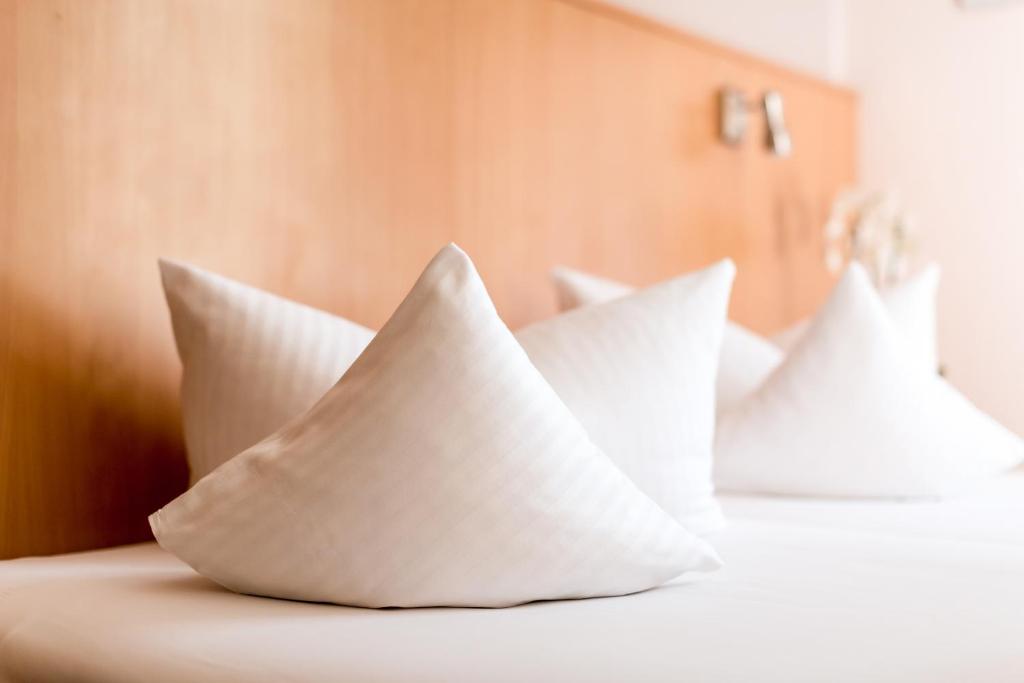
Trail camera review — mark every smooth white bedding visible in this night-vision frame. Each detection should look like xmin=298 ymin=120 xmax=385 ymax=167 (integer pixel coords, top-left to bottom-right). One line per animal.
xmin=721 ymin=465 xmax=1024 ymax=547
xmin=3 ymin=510 xmax=1024 ymax=682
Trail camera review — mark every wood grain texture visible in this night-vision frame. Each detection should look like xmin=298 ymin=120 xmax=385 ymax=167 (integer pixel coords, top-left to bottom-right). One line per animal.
xmin=0 ymin=0 xmax=856 ymax=558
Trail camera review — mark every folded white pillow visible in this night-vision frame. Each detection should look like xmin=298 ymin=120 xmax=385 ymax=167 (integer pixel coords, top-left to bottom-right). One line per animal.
xmin=715 ymin=263 xmax=1023 ymax=498
xmin=151 ymin=245 xmax=719 ymax=608
xmin=160 ymin=259 xmax=374 ymax=482
xmin=772 ymin=264 xmax=940 ymax=371
xmin=163 ymin=260 xmax=735 ymax=534
xmin=519 ymin=261 xmax=734 ymax=533
xmin=550 ymin=266 xmax=782 ymax=413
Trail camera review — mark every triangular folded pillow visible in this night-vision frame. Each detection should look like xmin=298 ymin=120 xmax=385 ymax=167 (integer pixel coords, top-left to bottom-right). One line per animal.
xmin=162 ymin=259 xmax=735 ymax=535
xmin=160 ymin=260 xmax=374 ymax=482
xmin=520 ymin=261 xmax=734 ymax=533
xmin=715 ymin=263 xmax=1023 ymax=498
xmin=771 ymin=264 xmax=940 ymax=372
xmin=550 ymin=267 xmax=782 ymax=413
xmin=151 ymin=245 xmax=719 ymax=608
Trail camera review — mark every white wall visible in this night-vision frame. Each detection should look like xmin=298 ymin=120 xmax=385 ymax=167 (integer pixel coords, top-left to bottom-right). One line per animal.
xmin=845 ymin=0 xmax=1024 ymax=435
xmin=608 ymin=0 xmax=847 ymax=81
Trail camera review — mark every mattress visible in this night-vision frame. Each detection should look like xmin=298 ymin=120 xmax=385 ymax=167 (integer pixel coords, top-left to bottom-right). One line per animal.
xmin=3 ymin=512 xmax=1024 ymax=682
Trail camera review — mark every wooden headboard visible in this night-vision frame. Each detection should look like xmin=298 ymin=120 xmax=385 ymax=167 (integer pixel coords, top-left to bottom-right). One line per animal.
xmin=0 ymin=0 xmax=856 ymax=558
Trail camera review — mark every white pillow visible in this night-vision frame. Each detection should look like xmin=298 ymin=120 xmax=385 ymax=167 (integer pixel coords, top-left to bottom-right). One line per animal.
xmin=771 ymin=264 xmax=940 ymax=371
xmin=519 ymin=261 xmax=734 ymax=534
xmin=151 ymin=245 xmax=720 ymax=608
xmin=767 ymin=321 xmax=807 ymax=354
xmin=550 ymin=267 xmax=783 ymax=413
xmin=160 ymin=260 xmax=374 ymax=483
xmin=715 ymin=263 xmax=1023 ymax=498
xmin=164 ymin=261 xmax=735 ymax=534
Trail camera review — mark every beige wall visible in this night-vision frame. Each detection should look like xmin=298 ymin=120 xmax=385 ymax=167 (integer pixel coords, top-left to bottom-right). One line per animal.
xmin=846 ymin=0 xmax=1024 ymax=436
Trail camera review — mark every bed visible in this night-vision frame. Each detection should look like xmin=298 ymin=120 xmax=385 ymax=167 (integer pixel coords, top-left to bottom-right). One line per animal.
xmin=723 ymin=465 xmax=1024 ymax=547
xmin=3 ymin=471 xmax=1024 ymax=682
xmin=5 ymin=1 xmax=1018 ymax=681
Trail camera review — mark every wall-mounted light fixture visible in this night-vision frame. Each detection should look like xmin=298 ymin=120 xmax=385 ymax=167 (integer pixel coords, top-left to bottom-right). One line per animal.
xmin=718 ymin=87 xmax=792 ymax=157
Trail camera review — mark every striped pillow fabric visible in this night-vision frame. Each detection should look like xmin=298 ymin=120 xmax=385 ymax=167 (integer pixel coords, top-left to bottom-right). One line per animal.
xmin=160 ymin=260 xmax=374 ymax=482
xmin=151 ymin=245 xmax=720 ymax=608
xmin=163 ymin=260 xmax=736 ymax=535
xmin=518 ymin=261 xmax=735 ymax=534
xmin=550 ymin=267 xmax=783 ymax=414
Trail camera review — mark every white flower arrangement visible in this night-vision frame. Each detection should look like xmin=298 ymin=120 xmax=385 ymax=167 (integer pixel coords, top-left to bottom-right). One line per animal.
xmin=824 ymin=189 xmax=916 ymax=289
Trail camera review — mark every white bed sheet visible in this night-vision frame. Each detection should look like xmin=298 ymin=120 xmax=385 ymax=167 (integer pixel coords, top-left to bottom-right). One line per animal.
xmin=721 ymin=465 xmax=1024 ymax=547
xmin=2 ymin=518 xmax=1023 ymax=682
